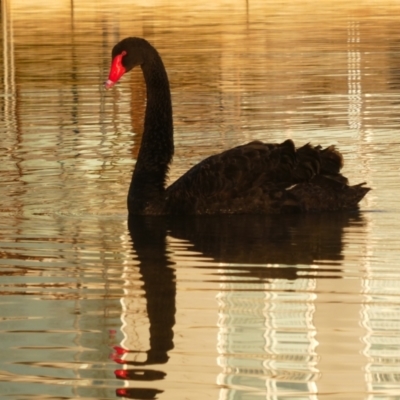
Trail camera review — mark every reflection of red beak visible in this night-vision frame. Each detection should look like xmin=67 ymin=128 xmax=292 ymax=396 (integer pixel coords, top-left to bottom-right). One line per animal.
xmin=116 ymin=388 xmax=128 ymax=397
xmin=104 ymin=51 xmax=127 ymax=89
xmin=116 ymin=388 xmax=163 ymax=398
xmin=113 ymin=346 xmax=128 ymax=355
xmin=115 ymin=369 xmax=129 ymax=379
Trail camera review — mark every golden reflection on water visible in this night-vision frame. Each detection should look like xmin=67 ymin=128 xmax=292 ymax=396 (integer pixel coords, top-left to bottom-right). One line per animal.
xmin=2 ymin=0 xmax=400 ymax=399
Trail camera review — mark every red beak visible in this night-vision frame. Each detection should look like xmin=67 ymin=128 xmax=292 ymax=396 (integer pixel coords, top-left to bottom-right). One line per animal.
xmin=105 ymin=51 xmax=126 ymax=89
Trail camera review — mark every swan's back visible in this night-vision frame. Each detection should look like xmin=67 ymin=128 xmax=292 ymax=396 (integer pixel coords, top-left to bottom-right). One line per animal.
xmin=164 ymin=139 xmax=369 ymax=215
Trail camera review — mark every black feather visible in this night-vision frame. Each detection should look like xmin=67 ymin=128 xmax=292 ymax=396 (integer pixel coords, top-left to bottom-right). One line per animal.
xmin=106 ymin=37 xmax=370 ymax=215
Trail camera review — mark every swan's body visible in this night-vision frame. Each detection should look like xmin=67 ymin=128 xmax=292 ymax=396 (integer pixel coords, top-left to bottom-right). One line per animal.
xmin=105 ymin=37 xmax=369 ymax=215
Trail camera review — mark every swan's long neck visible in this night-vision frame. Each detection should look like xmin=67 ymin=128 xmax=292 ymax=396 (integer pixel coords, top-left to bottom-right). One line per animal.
xmin=128 ymin=46 xmax=174 ymax=214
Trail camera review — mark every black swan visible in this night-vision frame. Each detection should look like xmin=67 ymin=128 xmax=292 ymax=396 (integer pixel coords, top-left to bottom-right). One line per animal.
xmin=105 ymin=37 xmax=369 ymax=215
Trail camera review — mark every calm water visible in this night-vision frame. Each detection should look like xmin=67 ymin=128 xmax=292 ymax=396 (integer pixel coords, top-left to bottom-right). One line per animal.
xmin=1 ymin=0 xmax=400 ymax=399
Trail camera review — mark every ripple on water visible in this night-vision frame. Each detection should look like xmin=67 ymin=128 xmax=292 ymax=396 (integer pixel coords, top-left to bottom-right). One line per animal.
xmin=2 ymin=0 xmax=400 ymax=399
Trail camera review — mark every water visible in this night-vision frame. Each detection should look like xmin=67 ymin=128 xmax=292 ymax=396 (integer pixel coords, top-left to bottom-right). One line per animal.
xmin=1 ymin=0 xmax=400 ymax=398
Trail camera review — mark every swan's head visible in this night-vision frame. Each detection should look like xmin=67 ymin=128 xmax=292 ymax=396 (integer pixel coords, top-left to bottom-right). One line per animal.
xmin=104 ymin=37 xmax=146 ymax=89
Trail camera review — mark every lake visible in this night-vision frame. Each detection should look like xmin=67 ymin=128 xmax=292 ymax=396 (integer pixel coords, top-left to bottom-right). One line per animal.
xmin=1 ymin=0 xmax=400 ymax=399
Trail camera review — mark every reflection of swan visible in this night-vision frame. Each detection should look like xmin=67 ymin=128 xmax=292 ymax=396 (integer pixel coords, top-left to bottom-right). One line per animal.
xmin=167 ymin=212 xmax=365 ymax=280
xmin=115 ymin=213 xmax=365 ymax=398
xmin=126 ymin=217 xmax=175 ymax=366
xmin=105 ymin=37 xmax=370 ymax=215
xmin=114 ymin=217 xmax=174 ymax=399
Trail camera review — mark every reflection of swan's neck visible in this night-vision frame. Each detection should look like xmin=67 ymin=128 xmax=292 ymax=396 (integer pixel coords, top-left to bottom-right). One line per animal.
xmin=128 ymin=47 xmax=174 ymax=213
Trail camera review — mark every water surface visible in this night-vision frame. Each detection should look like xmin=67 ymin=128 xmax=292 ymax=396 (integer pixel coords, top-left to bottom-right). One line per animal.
xmin=1 ymin=1 xmax=400 ymax=399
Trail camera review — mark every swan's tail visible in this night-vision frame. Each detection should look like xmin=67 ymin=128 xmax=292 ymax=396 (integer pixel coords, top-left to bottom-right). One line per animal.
xmin=293 ymin=143 xmax=349 ymax=184
xmin=284 ymin=176 xmax=370 ymax=212
xmin=278 ymin=141 xmax=370 ymax=212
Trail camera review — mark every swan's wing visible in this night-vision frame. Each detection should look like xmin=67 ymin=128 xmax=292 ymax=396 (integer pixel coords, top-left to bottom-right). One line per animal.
xmin=164 ymin=139 xmax=369 ymax=214
xmin=164 ymin=139 xmax=308 ymax=214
